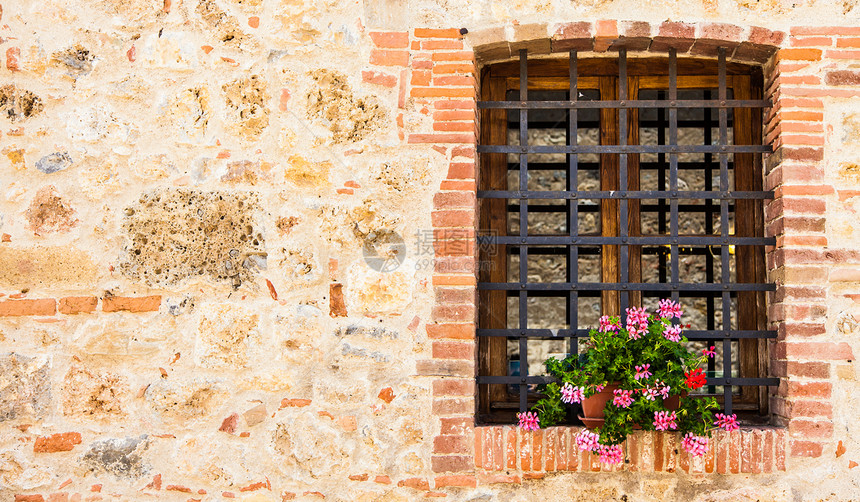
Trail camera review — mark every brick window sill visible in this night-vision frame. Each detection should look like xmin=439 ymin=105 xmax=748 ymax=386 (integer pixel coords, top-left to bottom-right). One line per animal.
xmin=473 ymin=426 xmax=786 ymax=476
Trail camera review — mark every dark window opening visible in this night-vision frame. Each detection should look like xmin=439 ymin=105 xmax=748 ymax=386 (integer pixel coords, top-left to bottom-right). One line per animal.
xmin=476 ymin=49 xmax=779 ymax=425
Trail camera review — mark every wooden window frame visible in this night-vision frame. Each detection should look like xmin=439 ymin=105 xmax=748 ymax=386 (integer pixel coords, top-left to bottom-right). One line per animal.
xmin=477 ymin=51 xmax=776 ymax=425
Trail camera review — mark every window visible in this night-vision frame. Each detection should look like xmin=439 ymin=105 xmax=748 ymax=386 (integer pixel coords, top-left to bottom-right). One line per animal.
xmin=476 ymin=48 xmax=778 ymax=424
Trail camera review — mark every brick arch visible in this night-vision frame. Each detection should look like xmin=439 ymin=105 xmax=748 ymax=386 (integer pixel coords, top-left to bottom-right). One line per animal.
xmin=467 ymin=21 xmax=786 ymax=64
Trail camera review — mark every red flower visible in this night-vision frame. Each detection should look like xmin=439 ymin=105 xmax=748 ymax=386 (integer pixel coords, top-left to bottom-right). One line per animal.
xmin=684 ymin=368 xmax=707 ymax=390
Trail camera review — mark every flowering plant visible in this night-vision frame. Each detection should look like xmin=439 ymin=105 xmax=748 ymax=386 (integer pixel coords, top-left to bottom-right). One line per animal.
xmin=516 ymin=299 xmax=740 ymax=464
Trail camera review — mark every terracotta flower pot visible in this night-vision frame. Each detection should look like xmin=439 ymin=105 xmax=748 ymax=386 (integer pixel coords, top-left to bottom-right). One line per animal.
xmin=578 ymin=384 xmax=685 ymax=429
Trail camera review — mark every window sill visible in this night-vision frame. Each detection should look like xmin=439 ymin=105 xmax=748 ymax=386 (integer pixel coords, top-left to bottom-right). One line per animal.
xmin=473 ymin=425 xmax=786 ymax=475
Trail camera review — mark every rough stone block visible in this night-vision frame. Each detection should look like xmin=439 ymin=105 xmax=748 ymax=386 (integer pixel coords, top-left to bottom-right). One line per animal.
xmin=0 ymin=353 xmax=51 ymax=421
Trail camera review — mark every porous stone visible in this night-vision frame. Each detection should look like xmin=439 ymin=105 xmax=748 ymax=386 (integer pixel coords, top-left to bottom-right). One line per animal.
xmin=25 ymin=186 xmax=77 ymax=233
xmin=0 ymin=85 xmax=43 ymax=122
xmin=120 ymin=189 xmax=266 ymax=288
xmin=145 ymin=378 xmax=228 ymax=418
xmin=195 ymin=303 xmax=260 ymax=369
xmin=0 ymin=245 xmax=99 ymax=288
xmin=0 ymin=353 xmax=51 ymax=421
xmin=306 ymin=69 xmax=386 ymax=143
xmin=35 ymin=152 xmax=73 ymax=174
xmin=271 ymin=411 xmax=355 ymax=479
xmin=62 ymin=364 xmax=128 ymax=419
xmin=81 ymin=435 xmax=150 ymax=478
xmin=223 ymin=75 xmax=270 ymax=139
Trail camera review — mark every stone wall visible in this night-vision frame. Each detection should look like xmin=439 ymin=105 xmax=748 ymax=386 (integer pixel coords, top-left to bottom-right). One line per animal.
xmin=0 ymin=0 xmax=859 ymax=501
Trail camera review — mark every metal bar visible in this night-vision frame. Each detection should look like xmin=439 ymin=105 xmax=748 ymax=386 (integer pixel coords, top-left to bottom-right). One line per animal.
xmin=619 ymin=49 xmax=629 ymax=312
xmin=506 ymin=161 xmax=755 ymax=171
xmin=518 ymin=48 xmax=529 ymax=413
xmin=479 ymin=190 xmax=774 ymax=199
xmin=669 ymin=49 xmax=680 ymax=306
xmin=478 ymin=282 xmax=776 ymax=291
xmin=477 ymin=375 xmax=780 ymax=385
xmin=705 ymin=88 xmax=717 ymax=394
xmin=478 ymin=99 xmax=771 ymax=109
xmin=477 ymin=328 xmax=777 ymax=339
xmin=568 ymin=50 xmax=579 ymax=358
xmin=507 ymin=203 xmax=744 ymax=214
xmin=478 ymin=144 xmax=771 ymax=154
xmin=717 ymin=47 xmax=733 ymax=415
xmin=480 ymin=235 xmax=775 ymax=245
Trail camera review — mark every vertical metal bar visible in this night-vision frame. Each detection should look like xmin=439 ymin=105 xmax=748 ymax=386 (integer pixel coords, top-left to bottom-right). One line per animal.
xmin=705 ymin=89 xmax=716 ymax=394
xmin=657 ymin=90 xmax=667 ymax=284
xmin=718 ymin=47 xmax=732 ymax=414
xmin=619 ymin=49 xmax=629 ymax=314
xmin=518 ymin=49 xmax=529 ymax=412
xmin=669 ymin=50 xmax=680 ymax=305
xmin=568 ymin=51 xmax=579 ymax=357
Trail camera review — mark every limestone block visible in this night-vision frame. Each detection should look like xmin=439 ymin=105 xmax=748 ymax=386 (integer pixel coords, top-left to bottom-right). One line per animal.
xmin=0 ymin=353 xmax=51 ymax=421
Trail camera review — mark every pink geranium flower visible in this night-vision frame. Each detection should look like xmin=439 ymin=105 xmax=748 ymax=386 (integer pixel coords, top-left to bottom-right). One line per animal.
xmin=560 ymin=383 xmax=585 ymax=404
xmin=625 ymin=307 xmax=650 ymax=339
xmin=663 ymin=325 xmax=682 ymax=342
xmin=575 ymin=429 xmax=601 ymax=452
xmin=634 ymin=364 xmax=652 ymax=380
xmin=612 ymin=389 xmax=634 ymax=408
xmin=703 ymin=346 xmax=717 ymax=358
xmin=714 ymin=413 xmax=740 ymax=431
xmin=682 ymin=433 xmax=709 ymax=457
xmin=516 ymin=411 xmax=540 ymax=432
xmin=597 ymin=444 xmax=624 ymax=464
xmin=653 ymin=410 xmax=678 ymax=431
xmin=657 ymin=299 xmax=684 ymax=319
xmin=598 ymin=315 xmax=621 ymax=333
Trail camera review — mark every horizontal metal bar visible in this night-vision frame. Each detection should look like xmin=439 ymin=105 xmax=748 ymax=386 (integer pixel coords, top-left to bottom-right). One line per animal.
xmin=478 ymin=282 xmax=776 ymax=292
xmin=507 ymin=204 xmax=736 ymax=213
xmin=508 ymin=246 xmax=741 ymax=256
xmin=479 ymin=99 xmax=771 ymax=110
xmin=506 ymin=120 xmax=733 ymax=129
xmin=479 ymin=235 xmax=775 ymax=246
xmin=477 ymin=376 xmax=780 ymax=386
xmin=479 ymin=144 xmax=770 ymax=154
xmin=477 ymin=328 xmax=777 ymax=339
xmin=506 ymin=161 xmax=740 ymax=171
xmin=480 ymin=190 xmax=774 ymax=200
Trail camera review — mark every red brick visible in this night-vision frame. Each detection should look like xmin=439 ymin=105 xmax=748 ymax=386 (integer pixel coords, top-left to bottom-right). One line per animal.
xmin=433 ymin=75 xmax=476 ymax=87
xmin=790 ymin=36 xmax=832 ymax=47
xmin=789 ymin=400 xmax=833 ymax=419
xmin=431 ymin=455 xmax=472 ymax=472
xmin=434 ymin=121 xmax=475 ymax=133
xmin=279 ymin=398 xmax=311 ymax=408
xmin=432 ymin=64 xmax=476 ymax=75
xmin=369 ymin=31 xmax=409 ymax=48
xmin=790 ymin=440 xmax=823 ymax=457
xmin=431 ymin=51 xmax=475 ymax=62
xmin=441 ymin=417 xmax=472 ymax=436
xmin=431 ymin=274 xmax=476 ymax=286
xmin=422 ymin=40 xmax=464 ymax=50
xmin=785 ymin=361 xmax=831 ymax=378
xmin=434 ymin=475 xmax=476 ymax=488
xmin=33 ymin=432 xmax=82 ymax=453
xmin=826 ymin=70 xmax=860 ymax=85
xmin=477 ymin=473 xmax=521 ymax=485
xmin=433 ymin=192 xmax=475 ymax=210
xmin=0 ymin=299 xmax=56 ymax=317
xmin=791 ymin=26 xmax=860 ymax=36
xmin=431 ymin=304 xmax=475 ymax=322
xmin=837 ymin=37 xmax=860 ymax=48
xmin=397 ymin=478 xmax=430 ymax=490
xmin=432 ymin=341 xmax=474 ymax=360
xmin=788 ymin=381 xmax=831 ymax=398
xmin=553 ymin=22 xmax=592 ymax=39
xmin=434 ymin=110 xmax=474 ymax=121
xmin=374 ymin=475 xmax=391 ymax=484
xmin=6 ymin=47 xmax=20 ymax=72
xmin=434 ymin=435 xmax=469 ymax=454
xmin=408 ymin=133 xmax=475 ymax=144
xmin=778 ymin=48 xmax=822 ymax=61
xmin=749 ymin=27 xmax=786 ymax=45
xmin=432 ymin=210 xmax=474 ymax=228
xmin=415 ymin=28 xmax=462 ymax=39
xmin=348 ymin=473 xmax=368 ymax=481
xmin=419 ymin=360 xmax=472 ymax=378
xmin=370 ymin=49 xmax=409 ymax=66
xmin=361 ymin=70 xmax=397 ymax=87
xmin=658 ymin=21 xmax=695 ymax=38
xmin=58 ymin=296 xmax=97 ymax=315
xmin=619 ymin=21 xmax=650 ymax=37
xmin=701 ymin=23 xmax=744 ymax=41
xmin=434 ymin=287 xmax=474 ymax=305
xmin=412 ymin=87 xmax=474 ymax=98
xmin=329 ymin=284 xmax=347 ymax=317
xmin=786 ymin=342 xmax=854 ymax=360
xmin=102 ymin=295 xmax=160 ymax=313
xmin=15 ymin=496 xmax=44 ymax=502
xmin=426 ymin=323 xmax=473 ymax=340
xmin=434 ymin=99 xmax=476 ymax=110
xmin=411 ymin=70 xmax=431 ymax=86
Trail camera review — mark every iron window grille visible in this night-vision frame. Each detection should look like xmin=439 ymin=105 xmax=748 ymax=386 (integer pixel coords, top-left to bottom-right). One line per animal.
xmin=476 ymin=48 xmax=779 ymax=425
